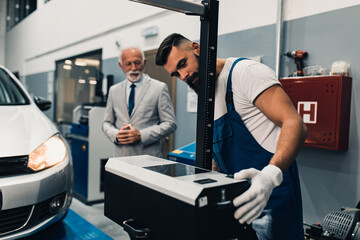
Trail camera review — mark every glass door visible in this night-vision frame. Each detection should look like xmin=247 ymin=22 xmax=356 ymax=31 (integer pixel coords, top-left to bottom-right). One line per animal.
xmin=55 ymin=49 xmax=103 ymax=124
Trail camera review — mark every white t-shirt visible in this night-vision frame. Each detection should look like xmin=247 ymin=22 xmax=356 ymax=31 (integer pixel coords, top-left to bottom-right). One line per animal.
xmin=214 ymin=58 xmax=281 ymax=153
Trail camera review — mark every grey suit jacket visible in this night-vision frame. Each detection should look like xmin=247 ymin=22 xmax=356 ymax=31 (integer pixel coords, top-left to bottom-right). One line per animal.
xmin=102 ymin=74 xmax=176 ymax=157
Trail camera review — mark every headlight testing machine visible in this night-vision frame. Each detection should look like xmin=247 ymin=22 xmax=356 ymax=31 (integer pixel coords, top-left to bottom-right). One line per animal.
xmin=105 ymin=156 xmax=254 ymax=240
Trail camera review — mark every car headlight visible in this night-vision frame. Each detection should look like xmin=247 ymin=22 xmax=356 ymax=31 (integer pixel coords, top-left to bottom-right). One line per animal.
xmin=28 ymin=134 xmax=67 ymax=171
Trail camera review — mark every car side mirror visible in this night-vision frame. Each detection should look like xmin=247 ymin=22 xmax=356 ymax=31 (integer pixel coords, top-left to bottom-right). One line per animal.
xmin=34 ymin=96 xmax=52 ymax=111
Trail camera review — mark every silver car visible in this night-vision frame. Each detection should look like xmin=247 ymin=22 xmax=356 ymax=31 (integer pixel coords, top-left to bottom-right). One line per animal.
xmin=0 ymin=65 xmax=73 ymax=239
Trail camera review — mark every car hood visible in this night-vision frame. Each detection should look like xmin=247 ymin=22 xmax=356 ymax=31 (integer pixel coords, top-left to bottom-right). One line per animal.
xmin=0 ymin=105 xmax=58 ymax=157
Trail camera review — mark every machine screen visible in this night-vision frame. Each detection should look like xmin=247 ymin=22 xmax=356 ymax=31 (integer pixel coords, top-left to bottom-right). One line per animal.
xmin=145 ymin=163 xmax=210 ymax=177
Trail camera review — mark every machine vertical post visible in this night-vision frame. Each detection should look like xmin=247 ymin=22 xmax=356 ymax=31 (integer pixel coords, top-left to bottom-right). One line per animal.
xmin=128 ymin=0 xmax=219 ymax=170
xmin=195 ymin=0 xmax=218 ymax=170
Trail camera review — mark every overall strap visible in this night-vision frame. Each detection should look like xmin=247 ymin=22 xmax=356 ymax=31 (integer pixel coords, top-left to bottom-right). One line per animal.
xmin=226 ymin=58 xmax=247 ymax=112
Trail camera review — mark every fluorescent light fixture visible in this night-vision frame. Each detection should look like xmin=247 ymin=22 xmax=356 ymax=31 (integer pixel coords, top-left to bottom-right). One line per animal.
xmin=74 ymin=60 xmax=86 ymax=66
xmin=89 ymin=80 xmax=97 ymax=85
xmin=75 ymin=58 xmax=100 ymax=67
xmin=65 ymin=59 xmax=72 ymax=65
xmin=63 ymin=65 xmax=72 ymax=70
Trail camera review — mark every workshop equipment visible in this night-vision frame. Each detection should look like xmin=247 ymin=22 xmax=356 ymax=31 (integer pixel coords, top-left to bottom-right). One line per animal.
xmin=284 ymin=50 xmax=308 ymax=76
xmin=105 ymin=155 xmax=257 ymax=240
xmin=70 ymin=104 xmax=113 ymax=204
xmin=305 ymin=205 xmax=360 ymax=240
xmin=167 ymin=141 xmax=196 ymax=165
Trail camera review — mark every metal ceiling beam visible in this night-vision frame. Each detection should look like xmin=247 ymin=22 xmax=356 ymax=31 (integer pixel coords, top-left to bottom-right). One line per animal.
xmin=129 ymin=0 xmax=206 ymax=16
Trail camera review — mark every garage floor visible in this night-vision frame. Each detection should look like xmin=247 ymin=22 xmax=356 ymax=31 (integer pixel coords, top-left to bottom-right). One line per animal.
xmin=19 ymin=198 xmax=130 ymax=240
xmin=70 ymin=198 xmax=130 ymax=240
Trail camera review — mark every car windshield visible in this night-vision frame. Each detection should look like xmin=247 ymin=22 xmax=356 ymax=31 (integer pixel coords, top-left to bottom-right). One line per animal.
xmin=0 ymin=68 xmax=30 ymax=105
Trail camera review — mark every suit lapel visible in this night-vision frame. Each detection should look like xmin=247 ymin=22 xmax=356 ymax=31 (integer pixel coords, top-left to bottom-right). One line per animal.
xmin=119 ymin=80 xmax=130 ymax=120
xmin=130 ymin=74 xmax=151 ymax=117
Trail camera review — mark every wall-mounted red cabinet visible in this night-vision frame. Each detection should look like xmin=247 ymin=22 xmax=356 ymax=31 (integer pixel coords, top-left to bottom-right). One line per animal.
xmin=280 ymin=76 xmax=352 ymax=150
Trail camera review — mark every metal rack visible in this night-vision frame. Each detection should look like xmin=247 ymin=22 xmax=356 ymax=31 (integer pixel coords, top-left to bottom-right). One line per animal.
xmin=130 ymin=0 xmax=219 ymax=170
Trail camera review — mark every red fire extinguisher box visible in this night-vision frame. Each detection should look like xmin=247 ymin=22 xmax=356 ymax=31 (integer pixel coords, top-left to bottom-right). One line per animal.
xmin=280 ymin=76 xmax=352 ymax=150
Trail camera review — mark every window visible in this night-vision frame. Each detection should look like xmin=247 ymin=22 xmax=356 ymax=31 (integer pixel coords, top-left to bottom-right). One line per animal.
xmin=0 ymin=68 xmax=29 ymax=105
xmin=55 ymin=50 xmax=103 ymax=124
xmin=6 ymin=0 xmax=37 ymax=31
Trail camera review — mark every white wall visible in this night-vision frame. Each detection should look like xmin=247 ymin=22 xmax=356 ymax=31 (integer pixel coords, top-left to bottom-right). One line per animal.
xmin=4 ymin=0 xmax=359 ymax=75
xmin=0 ymin=0 xmax=6 ymax=65
xmin=283 ymin=0 xmax=360 ymax=21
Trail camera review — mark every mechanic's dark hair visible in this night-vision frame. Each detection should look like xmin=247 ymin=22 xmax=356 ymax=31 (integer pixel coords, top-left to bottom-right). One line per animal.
xmin=156 ymin=33 xmax=191 ymax=66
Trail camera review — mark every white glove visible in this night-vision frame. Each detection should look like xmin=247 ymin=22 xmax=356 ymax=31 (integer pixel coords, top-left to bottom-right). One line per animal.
xmin=233 ymin=165 xmax=283 ymax=224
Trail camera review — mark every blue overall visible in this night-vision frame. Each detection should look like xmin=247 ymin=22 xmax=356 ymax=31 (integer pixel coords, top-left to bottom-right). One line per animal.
xmin=212 ymin=58 xmax=304 ymax=240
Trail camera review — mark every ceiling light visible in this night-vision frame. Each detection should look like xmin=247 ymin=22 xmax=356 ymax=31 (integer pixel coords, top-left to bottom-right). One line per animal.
xmin=63 ymin=65 xmax=72 ymax=70
xmin=75 ymin=58 xmax=100 ymax=67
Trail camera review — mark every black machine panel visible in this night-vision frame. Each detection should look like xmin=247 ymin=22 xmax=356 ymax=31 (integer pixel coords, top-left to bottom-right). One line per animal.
xmin=145 ymin=163 xmax=210 ymax=177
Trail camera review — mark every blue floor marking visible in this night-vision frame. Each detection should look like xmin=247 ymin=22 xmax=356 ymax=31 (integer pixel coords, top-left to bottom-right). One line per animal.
xmin=20 ymin=209 xmax=112 ymax=240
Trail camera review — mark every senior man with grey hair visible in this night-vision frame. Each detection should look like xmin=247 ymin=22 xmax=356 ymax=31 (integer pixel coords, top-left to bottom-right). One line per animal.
xmin=102 ymin=46 xmax=176 ymax=158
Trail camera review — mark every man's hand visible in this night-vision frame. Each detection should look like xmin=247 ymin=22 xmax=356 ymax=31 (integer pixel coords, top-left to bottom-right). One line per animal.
xmin=116 ymin=123 xmax=141 ymax=144
xmin=233 ymin=165 xmax=283 ymax=224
